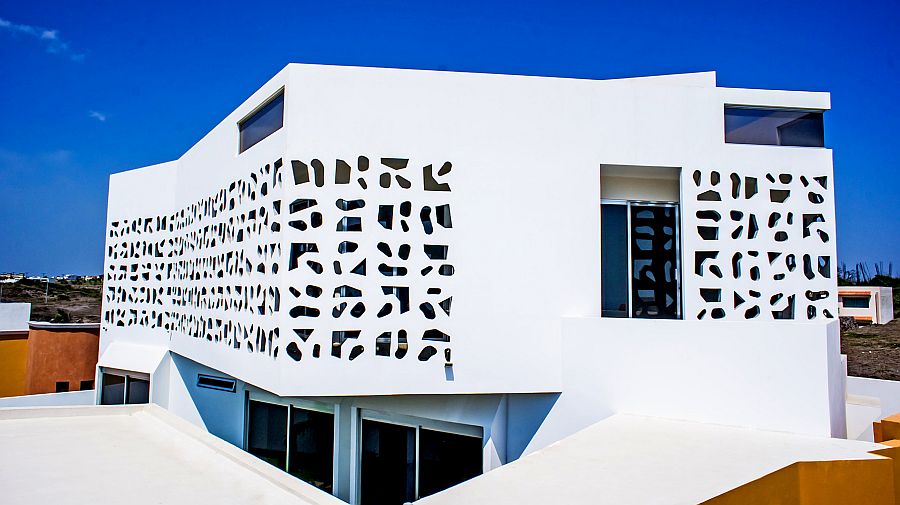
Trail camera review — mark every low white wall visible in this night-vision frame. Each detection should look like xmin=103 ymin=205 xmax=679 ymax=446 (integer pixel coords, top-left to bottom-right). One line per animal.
xmin=846 ymin=376 xmax=900 ymax=441
xmin=878 ymin=287 xmax=895 ymax=324
xmin=0 ymin=390 xmax=95 ymax=408
xmin=0 ymin=302 xmax=30 ymax=332
xmin=515 ymin=318 xmax=843 ymax=457
xmin=849 ymin=376 xmax=900 ymax=418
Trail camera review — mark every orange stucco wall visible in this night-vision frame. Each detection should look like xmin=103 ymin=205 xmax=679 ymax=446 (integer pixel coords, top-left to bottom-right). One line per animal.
xmin=703 ymin=459 xmax=895 ymax=505
xmin=24 ymin=327 xmax=100 ymax=395
xmin=0 ymin=333 xmax=29 ymax=397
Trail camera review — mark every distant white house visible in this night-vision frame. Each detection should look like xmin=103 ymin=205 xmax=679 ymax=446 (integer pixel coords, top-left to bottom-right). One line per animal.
xmin=839 ymin=286 xmax=894 ymax=324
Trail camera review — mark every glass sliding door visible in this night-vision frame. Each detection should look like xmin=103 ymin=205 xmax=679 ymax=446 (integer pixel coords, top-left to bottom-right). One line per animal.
xmin=601 ymin=204 xmax=629 ymax=317
xmin=360 ymin=419 xmax=416 ymax=504
xmin=125 ymin=376 xmax=150 ymax=404
xmin=99 ymin=370 xmax=150 ymax=405
xmin=288 ymin=406 xmax=334 ymax=493
xmin=418 ymin=428 xmax=482 ymax=498
xmin=247 ymin=400 xmax=288 ymax=469
xmin=100 ymin=373 xmax=125 ymax=405
xmin=245 ymin=398 xmax=336 ymax=494
xmin=359 ymin=415 xmax=483 ymax=504
xmin=601 ymin=200 xmax=681 ymax=319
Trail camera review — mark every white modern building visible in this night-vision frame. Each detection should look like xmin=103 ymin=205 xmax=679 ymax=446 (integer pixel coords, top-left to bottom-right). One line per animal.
xmin=80 ymin=64 xmax=869 ymax=503
xmin=838 ymin=286 xmax=894 ymax=324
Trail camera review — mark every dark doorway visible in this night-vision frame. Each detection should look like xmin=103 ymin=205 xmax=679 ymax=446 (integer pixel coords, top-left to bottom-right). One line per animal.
xmin=288 ymin=406 xmax=334 ymax=492
xmin=247 ymin=400 xmax=288 ymax=469
xmin=418 ymin=428 xmax=483 ymax=498
xmin=360 ymin=419 xmax=416 ymax=504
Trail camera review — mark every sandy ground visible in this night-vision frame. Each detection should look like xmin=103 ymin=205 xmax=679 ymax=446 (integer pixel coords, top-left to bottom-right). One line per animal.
xmin=842 ymin=318 xmax=900 ymax=381
xmin=0 ymin=279 xmax=101 ymax=323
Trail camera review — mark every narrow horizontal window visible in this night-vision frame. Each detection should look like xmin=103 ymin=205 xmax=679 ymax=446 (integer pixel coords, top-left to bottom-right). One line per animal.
xmin=841 ymin=296 xmax=870 ymax=309
xmin=197 ymin=374 xmax=237 ymax=392
xmin=725 ymin=106 xmax=824 ymax=147
xmin=239 ymin=91 xmax=284 ymax=153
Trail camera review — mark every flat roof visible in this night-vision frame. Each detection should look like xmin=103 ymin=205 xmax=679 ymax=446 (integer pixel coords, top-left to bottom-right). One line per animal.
xmin=419 ymin=414 xmax=885 ymax=505
xmin=28 ymin=321 xmax=101 ymax=330
xmin=0 ymin=406 xmax=887 ymax=504
xmin=0 ymin=405 xmax=343 ymax=505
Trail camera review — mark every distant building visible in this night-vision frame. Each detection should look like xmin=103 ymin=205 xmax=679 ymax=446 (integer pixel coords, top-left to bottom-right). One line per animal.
xmin=56 ymin=274 xmax=85 ymax=281
xmin=0 ymin=303 xmax=31 ymax=397
xmin=839 ymin=286 xmax=894 ymax=324
xmin=0 ymin=302 xmax=99 ymax=397
xmin=25 ymin=322 xmax=100 ymax=394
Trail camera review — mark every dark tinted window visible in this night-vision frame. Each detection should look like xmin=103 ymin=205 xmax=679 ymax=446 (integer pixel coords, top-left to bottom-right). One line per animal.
xmin=55 ymin=381 xmax=69 ymax=393
xmin=100 ymin=373 xmax=125 ymax=405
xmin=239 ymin=92 xmax=284 ymax=153
xmin=126 ymin=376 xmax=150 ymax=404
xmin=725 ymin=107 xmax=824 ymax=147
xmin=360 ymin=420 xmax=416 ymax=504
xmin=418 ymin=429 xmax=482 ymax=498
xmin=842 ymin=296 xmax=870 ymax=309
xmin=601 ymin=204 xmax=628 ymax=318
xmin=247 ymin=400 xmax=288 ymax=469
xmin=80 ymin=380 xmax=94 ymax=390
xmin=288 ymin=407 xmax=334 ymax=492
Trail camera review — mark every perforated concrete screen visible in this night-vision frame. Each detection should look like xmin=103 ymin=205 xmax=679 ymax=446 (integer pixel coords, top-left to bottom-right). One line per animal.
xmin=283 ymin=156 xmax=454 ymax=364
xmin=103 ymin=155 xmax=454 ymax=368
xmin=105 ymin=160 xmax=283 ymax=355
xmin=688 ymin=169 xmax=836 ymax=321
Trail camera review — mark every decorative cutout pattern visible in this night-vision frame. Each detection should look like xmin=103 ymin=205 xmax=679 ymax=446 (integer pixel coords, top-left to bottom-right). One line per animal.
xmin=103 ymin=155 xmax=455 ymax=368
xmin=689 ymin=169 xmax=835 ymax=320
xmin=104 ymin=159 xmax=285 ymax=355
xmin=283 ymin=157 xmax=454 ymax=366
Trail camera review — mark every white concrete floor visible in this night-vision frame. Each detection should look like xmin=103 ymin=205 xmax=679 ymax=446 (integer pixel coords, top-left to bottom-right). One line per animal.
xmin=0 ymin=405 xmax=343 ymax=505
xmin=419 ymin=413 xmax=887 ymax=505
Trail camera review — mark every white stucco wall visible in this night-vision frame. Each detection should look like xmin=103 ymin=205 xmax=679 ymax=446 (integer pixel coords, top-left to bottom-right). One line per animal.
xmin=100 ymin=65 xmax=839 ymax=443
xmin=511 ymin=318 xmax=845 ymax=458
xmin=846 ymin=376 xmax=900 ymax=441
xmin=0 ymin=302 xmax=30 ymax=332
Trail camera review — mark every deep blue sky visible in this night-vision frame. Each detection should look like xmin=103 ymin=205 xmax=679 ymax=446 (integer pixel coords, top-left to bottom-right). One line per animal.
xmin=0 ymin=0 xmax=897 ymax=276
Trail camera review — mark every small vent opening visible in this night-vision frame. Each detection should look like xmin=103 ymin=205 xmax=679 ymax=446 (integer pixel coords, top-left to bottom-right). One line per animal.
xmin=197 ymin=374 xmax=237 ymax=392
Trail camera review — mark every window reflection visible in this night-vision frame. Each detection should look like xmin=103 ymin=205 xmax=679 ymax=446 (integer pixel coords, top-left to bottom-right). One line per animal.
xmin=239 ymin=92 xmax=284 ymax=153
xmin=725 ymin=107 xmax=824 ymax=147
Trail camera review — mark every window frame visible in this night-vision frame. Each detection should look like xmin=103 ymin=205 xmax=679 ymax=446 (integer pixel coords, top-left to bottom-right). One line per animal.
xmin=243 ymin=393 xmax=338 ymax=493
xmin=353 ymin=408 xmax=483 ymax=503
xmin=237 ymin=87 xmax=285 ymax=154
xmin=601 ymin=198 xmax=683 ymax=319
xmin=841 ymin=295 xmax=871 ymax=309
xmin=723 ymin=105 xmax=826 ymax=148
xmin=98 ymin=367 xmax=150 ymax=405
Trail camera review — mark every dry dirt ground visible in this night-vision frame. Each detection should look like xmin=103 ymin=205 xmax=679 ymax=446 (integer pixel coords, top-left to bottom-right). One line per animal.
xmin=0 ymin=279 xmax=101 ymax=323
xmin=842 ymin=318 xmax=900 ymax=381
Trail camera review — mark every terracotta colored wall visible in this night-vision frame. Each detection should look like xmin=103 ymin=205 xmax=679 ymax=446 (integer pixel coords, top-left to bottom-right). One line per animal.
xmin=0 ymin=334 xmax=29 ymax=397
xmin=703 ymin=459 xmax=895 ymax=505
xmin=24 ymin=328 xmax=99 ymax=395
